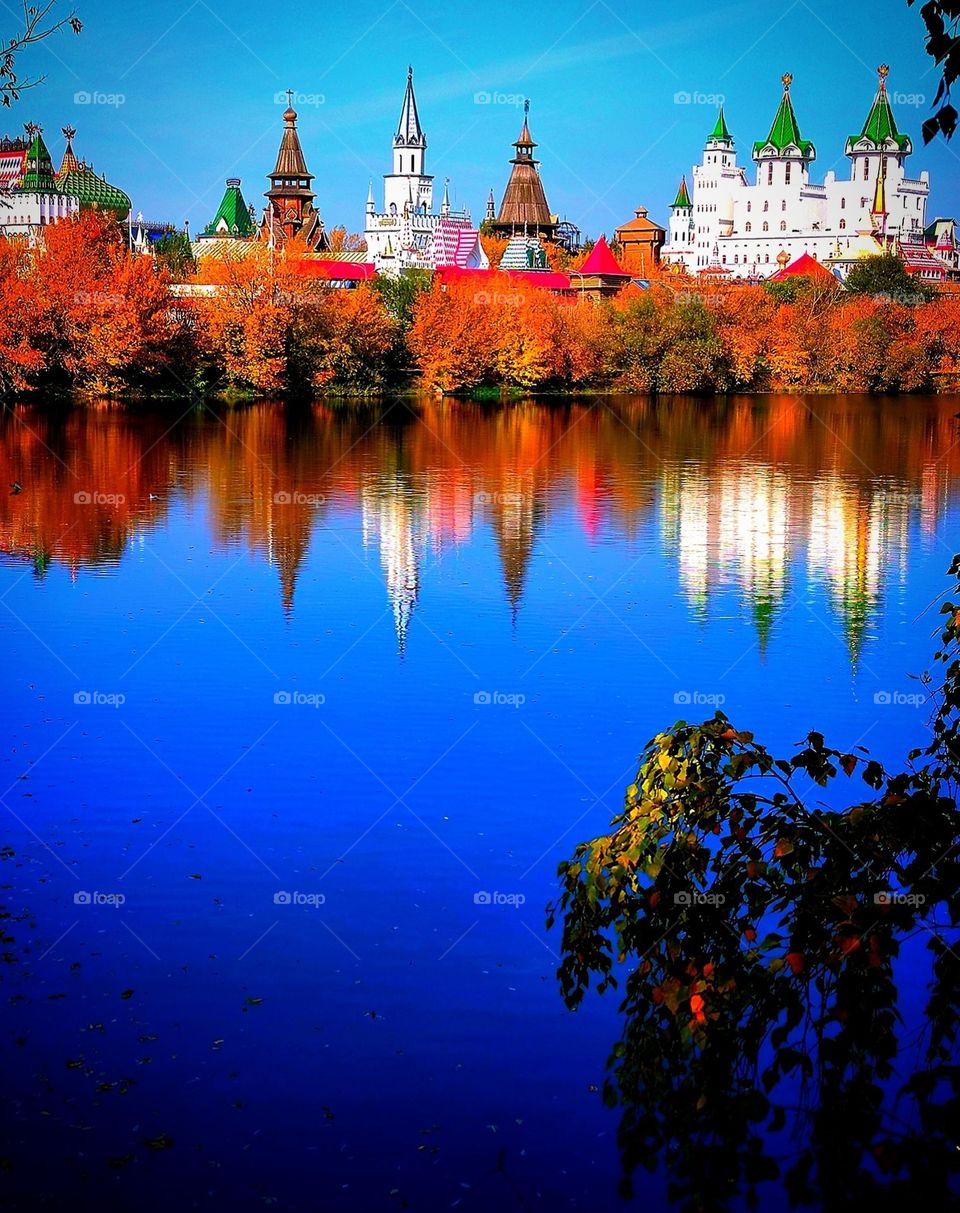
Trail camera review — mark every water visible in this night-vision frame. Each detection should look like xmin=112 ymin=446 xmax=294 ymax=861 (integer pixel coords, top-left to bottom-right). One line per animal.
xmin=1 ymin=395 xmax=959 ymax=1211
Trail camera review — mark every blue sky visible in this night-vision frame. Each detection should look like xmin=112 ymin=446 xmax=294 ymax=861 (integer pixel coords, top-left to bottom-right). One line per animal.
xmin=10 ymin=0 xmax=959 ymax=237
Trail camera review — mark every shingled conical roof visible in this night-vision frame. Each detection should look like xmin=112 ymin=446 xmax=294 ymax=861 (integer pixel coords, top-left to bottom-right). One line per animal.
xmin=272 ymin=96 xmax=312 ymax=179
xmin=496 ymin=101 xmax=552 ymax=230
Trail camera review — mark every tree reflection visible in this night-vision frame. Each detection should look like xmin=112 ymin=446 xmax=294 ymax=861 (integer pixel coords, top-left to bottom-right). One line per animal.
xmin=550 ymin=558 xmax=960 ymax=1209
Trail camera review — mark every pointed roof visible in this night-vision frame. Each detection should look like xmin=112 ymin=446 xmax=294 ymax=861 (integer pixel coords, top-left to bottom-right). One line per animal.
xmin=754 ymin=74 xmax=814 ymax=157
xmin=22 ymin=125 xmax=57 ymax=193
xmin=395 ymin=66 xmax=425 ymax=147
xmin=204 ymin=178 xmax=255 ymax=238
xmin=578 ymin=235 xmax=629 ymax=277
xmin=848 ymin=65 xmax=911 ymax=151
xmin=496 ymin=101 xmax=553 ymax=230
xmin=671 ymin=176 xmax=691 ymax=208
xmin=708 ymin=107 xmax=732 ymax=143
xmin=271 ymin=94 xmax=312 ymax=179
xmin=769 ymin=251 xmax=835 ymax=282
xmin=58 ymin=125 xmax=79 ymax=175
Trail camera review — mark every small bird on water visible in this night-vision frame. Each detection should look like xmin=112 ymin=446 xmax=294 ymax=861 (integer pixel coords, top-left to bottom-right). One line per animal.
xmin=10 ymin=481 xmax=21 ymax=495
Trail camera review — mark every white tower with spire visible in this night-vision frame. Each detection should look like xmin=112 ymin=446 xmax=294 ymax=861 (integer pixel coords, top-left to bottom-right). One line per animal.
xmin=364 ymin=67 xmax=474 ymax=275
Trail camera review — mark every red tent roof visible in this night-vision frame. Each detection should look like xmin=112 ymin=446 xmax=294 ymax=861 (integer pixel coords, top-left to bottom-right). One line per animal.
xmin=293 ymin=259 xmax=376 ymax=281
xmin=577 ymin=235 xmax=629 ymax=277
xmin=769 ymin=252 xmax=835 ymax=282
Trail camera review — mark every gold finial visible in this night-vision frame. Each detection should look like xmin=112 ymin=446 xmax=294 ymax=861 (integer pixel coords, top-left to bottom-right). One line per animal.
xmin=782 ymin=72 xmax=793 ymax=91
xmin=878 ymin=64 xmax=889 ymax=89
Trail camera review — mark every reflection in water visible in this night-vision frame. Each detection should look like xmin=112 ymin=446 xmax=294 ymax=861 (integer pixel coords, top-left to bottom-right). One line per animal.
xmin=1 ymin=397 xmax=958 ymax=664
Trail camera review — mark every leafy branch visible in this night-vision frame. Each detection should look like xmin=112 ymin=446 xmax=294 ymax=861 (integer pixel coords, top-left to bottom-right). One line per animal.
xmin=2 ymin=1 xmax=82 ymax=107
xmin=549 ymin=555 xmax=960 ymax=1208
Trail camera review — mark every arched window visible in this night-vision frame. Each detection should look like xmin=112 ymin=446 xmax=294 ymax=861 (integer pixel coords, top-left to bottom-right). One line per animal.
xmin=785 ymin=162 xmax=792 ymax=184
xmin=745 ymin=222 xmax=752 ymax=232
xmin=747 ymin=201 xmax=752 ymax=212
xmin=839 ymin=218 xmax=846 ymax=230
xmin=841 ymin=197 xmax=846 ymax=209
xmin=763 ymin=221 xmax=769 ymax=232
xmin=763 ymin=200 xmax=769 ymax=212
xmin=767 ymin=162 xmax=773 ymax=185
xmin=780 ymin=220 xmax=787 ymax=231
xmin=863 ymin=159 xmax=869 ymax=180
xmin=782 ymin=199 xmax=787 ymax=211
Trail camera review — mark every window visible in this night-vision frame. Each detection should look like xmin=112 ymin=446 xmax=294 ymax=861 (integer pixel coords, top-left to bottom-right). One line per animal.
xmin=839 ymin=218 xmax=846 ymax=230
xmin=763 ymin=200 xmax=769 ymax=212
xmin=747 ymin=201 xmax=752 ymax=212
xmin=745 ymin=222 xmax=752 ymax=232
xmin=841 ymin=197 xmax=846 ymax=210
xmin=767 ymin=163 xmax=773 ymax=185
xmin=763 ymin=221 xmax=769 ymax=232
xmin=782 ymin=199 xmax=787 ymax=211
xmin=785 ymin=162 xmax=791 ymax=184
xmin=863 ymin=159 xmax=869 ymax=180
xmin=780 ymin=220 xmax=787 ymax=231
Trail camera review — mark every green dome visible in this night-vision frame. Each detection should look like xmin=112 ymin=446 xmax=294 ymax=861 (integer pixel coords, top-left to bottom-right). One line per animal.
xmin=56 ymin=163 xmax=131 ymax=218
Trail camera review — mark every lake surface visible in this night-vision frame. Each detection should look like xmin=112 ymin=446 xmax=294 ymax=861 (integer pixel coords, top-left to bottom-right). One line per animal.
xmin=2 ymin=394 xmax=959 ymax=1211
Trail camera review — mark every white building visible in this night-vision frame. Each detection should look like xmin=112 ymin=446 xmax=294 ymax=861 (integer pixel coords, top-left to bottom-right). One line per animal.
xmin=661 ymin=67 xmax=930 ymax=279
xmin=0 ymin=127 xmax=78 ymax=238
xmin=364 ymin=68 xmax=480 ymax=275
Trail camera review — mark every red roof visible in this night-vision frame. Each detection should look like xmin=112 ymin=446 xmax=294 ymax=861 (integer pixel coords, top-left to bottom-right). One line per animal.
xmin=293 ymin=259 xmax=376 ymax=281
xmin=434 ymin=265 xmax=570 ymax=291
xmin=769 ymin=252 xmax=835 ymax=282
xmin=576 ymin=235 xmax=629 ymax=277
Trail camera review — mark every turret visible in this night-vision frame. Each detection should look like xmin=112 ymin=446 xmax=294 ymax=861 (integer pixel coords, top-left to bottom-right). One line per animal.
xmin=753 ymin=74 xmax=815 ymax=187
xmin=264 ymin=92 xmax=316 ymax=242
